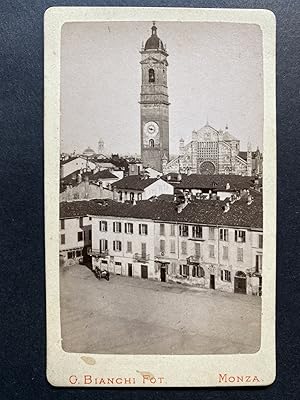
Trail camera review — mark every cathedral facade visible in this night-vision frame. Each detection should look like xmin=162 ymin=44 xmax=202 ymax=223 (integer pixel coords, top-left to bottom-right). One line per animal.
xmin=162 ymin=123 xmax=253 ymax=176
xmin=139 ymin=24 xmax=261 ymax=177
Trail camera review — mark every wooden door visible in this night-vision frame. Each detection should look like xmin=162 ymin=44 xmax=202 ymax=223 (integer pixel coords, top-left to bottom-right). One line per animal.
xmin=141 ymin=265 xmax=148 ymax=279
xmin=210 ymin=274 xmax=215 ymax=289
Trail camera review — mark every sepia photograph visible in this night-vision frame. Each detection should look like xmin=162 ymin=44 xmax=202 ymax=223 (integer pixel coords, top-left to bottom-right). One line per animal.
xmin=59 ymin=19 xmax=263 ymax=355
xmin=45 ymin=7 xmax=276 ymax=387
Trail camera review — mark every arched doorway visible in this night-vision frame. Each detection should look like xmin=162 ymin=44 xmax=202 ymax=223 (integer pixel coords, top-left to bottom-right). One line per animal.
xmin=234 ymin=271 xmax=247 ymax=294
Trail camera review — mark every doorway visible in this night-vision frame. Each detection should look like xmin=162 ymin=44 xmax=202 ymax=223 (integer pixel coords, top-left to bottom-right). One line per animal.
xmin=234 ymin=271 xmax=247 ymax=294
xmin=210 ymin=274 xmax=215 ymax=289
xmin=141 ymin=264 xmax=148 ymax=279
xmin=160 ymin=266 xmax=166 ymax=282
xmin=128 ymin=263 xmax=133 ymax=277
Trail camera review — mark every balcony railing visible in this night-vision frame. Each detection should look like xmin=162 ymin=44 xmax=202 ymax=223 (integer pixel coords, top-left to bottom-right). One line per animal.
xmin=91 ymin=249 xmax=109 ymax=258
xmin=154 ymin=252 xmax=170 ymax=263
xmin=133 ymin=253 xmax=150 ymax=262
xmin=187 ymin=255 xmax=201 ymax=264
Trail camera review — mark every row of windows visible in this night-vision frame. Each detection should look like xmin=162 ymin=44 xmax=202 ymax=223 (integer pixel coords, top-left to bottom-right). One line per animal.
xmin=118 ymin=192 xmax=143 ymax=202
xmin=60 ymin=216 xmax=91 ymax=230
xmin=99 ymin=239 xmax=147 ymax=254
xmin=99 ymin=221 xmax=148 ymax=235
xmin=66 ymin=249 xmax=82 ymax=259
xmin=98 ymin=237 xmax=262 ymax=264
xmin=60 ymin=230 xmax=91 ymax=245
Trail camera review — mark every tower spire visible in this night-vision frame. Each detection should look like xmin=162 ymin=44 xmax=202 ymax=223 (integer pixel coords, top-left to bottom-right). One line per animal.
xmin=152 ymin=21 xmax=157 ymax=36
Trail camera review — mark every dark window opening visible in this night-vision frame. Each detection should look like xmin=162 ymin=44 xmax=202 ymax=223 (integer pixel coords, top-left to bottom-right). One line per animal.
xmin=149 ymin=139 xmax=154 ymax=148
xmin=149 ymin=68 xmax=155 ymax=83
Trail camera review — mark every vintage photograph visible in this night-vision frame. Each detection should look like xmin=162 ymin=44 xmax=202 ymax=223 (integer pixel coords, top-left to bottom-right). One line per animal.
xmin=59 ymin=20 xmax=264 ymax=355
xmin=45 ymin=7 xmax=276 ymax=387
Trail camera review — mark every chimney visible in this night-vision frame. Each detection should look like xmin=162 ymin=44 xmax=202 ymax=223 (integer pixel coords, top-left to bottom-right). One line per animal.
xmin=177 ymin=198 xmax=189 ymax=213
xmin=226 ymin=182 xmax=230 ymax=190
xmin=77 ymin=172 xmax=82 ymax=183
xmin=177 ymin=173 xmax=182 ymax=182
xmin=223 ymin=201 xmax=230 ymax=213
xmin=230 ymin=194 xmax=237 ymax=203
xmin=112 ymin=186 xmax=118 ymax=201
xmin=99 ymin=181 xmax=104 ymax=198
xmin=247 ymin=194 xmax=254 ymax=205
xmin=84 ymin=175 xmax=89 ymax=199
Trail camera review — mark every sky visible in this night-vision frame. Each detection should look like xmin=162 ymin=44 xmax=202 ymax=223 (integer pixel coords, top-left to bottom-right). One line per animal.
xmin=60 ymin=21 xmax=263 ymax=155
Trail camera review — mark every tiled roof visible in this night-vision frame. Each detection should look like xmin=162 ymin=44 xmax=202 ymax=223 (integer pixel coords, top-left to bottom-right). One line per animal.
xmin=61 ymin=170 xmax=94 ymax=187
xmin=112 ymin=175 xmax=158 ymax=190
xmin=60 ymin=156 xmax=80 ymax=165
xmin=175 ymin=174 xmax=256 ymax=191
xmin=92 ymin=169 xmax=118 ymax=180
xmin=60 ymin=196 xmax=262 ymax=229
xmin=60 ymin=200 xmax=107 ymax=219
xmin=155 ymin=194 xmax=175 ymax=202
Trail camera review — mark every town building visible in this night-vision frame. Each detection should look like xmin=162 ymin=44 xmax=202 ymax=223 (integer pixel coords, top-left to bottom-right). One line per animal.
xmin=140 ymin=23 xmax=170 ymax=172
xmin=128 ymin=160 xmax=143 ymax=176
xmin=59 ymin=200 xmax=101 ymax=266
xmin=162 ymin=122 xmax=259 ymax=176
xmin=162 ymin=173 xmax=262 ymax=201
xmin=58 ymin=193 xmax=263 ymax=295
xmin=60 ymin=168 xmax=122 ymax=202
xmin=60 ymin=156 xmax=96 ymax=178
xmin=111 ymin=175 xmax=174 ymax=203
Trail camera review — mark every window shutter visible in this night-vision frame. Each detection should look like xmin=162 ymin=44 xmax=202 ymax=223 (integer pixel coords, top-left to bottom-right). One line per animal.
xmin=180 ymin=265 xmax=182 ymax=275
xmin=113 ymin=241 xmax=115 ymax=251
xmin=187 ymin=266 xmax=190 ymax=276
xmin=235 ymin=230 xmax=237 ymax=241
xmin=139 ymin=224 xmax=141 ymax=235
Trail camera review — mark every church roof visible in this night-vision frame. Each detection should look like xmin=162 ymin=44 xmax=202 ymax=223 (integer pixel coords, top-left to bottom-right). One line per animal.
xmin=144 ymin=23 xmax=165 ymax=51
xmin=83 ymin=146 xmax=96 ymax=156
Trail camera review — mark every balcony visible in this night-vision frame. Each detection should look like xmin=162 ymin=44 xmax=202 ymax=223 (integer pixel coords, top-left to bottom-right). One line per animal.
xmin=187 ymin=255 xmax=201 ymax=264
xmin=155 ymin=252 xmax=170 ymax=263
xmin=133 ymin=253 xmax=150 ymax=263
xmin=91 ymin=249 xmax=109 ymax=258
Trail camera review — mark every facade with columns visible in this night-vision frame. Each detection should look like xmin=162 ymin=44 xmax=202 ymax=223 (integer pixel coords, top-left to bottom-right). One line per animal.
xmin=162 ymin=123 xmax=253 ymax=176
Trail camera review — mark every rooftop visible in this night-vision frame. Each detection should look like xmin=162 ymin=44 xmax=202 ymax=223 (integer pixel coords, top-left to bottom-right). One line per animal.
xmin=92 ymin=169 xmax=118 ymax=180
xmin=173 ymin=174 xmax=259 ymax=191
xmin=144 ymin=23 xmax=165 ymax=51
xmin=60 ymin=195 xmax=262 ymax=229
xmin=112 ymin=175 xmax=159 ymax=190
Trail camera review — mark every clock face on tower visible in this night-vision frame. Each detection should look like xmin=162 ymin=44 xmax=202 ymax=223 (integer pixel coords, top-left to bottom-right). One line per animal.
xmin=144 ymin=121 xmax=159 ymax=137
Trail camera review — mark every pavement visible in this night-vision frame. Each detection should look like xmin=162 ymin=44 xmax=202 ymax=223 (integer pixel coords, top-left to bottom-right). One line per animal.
xmin=60 ymin=263 xmax=261 ymax=355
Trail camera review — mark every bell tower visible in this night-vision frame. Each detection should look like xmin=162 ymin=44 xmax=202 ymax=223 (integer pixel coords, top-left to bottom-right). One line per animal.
xmin=140 ymin=22 xmax=170 ymax=172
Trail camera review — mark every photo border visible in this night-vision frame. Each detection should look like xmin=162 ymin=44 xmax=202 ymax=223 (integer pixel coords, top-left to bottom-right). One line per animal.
xmin=44 ymin=6 xmax=276 ymax=387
